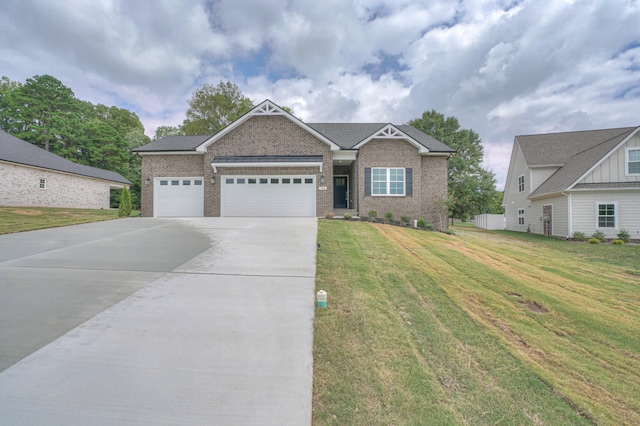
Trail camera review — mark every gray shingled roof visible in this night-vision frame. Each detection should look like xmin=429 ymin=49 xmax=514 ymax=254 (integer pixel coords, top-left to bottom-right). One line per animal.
xmin=133 ymin=134 xmax=214 ymax=152
xmin=518 ymin=127 xmax=638 ymax=198
xmin=135 ymin=124 xmax=454 ymax=153
xmin=0 ymin=130 xmax=131 ymax=185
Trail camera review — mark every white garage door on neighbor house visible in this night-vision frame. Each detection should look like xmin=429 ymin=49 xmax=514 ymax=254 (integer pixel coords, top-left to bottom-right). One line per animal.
xmin=221 ymin=175 xmax=316 ymax=217
xmin=154 ymin=178 xmax=204 ymax=217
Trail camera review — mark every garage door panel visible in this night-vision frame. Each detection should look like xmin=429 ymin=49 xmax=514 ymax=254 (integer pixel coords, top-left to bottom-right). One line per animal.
xmin=222 ymin=175 xmax=315 ymax=217
xmin=155 ymin=178 xmax=204 ymax=217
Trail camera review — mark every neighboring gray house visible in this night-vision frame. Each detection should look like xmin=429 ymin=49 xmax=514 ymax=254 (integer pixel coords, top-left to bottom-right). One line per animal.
xmin=503 ymin=126 xmax=640 ymax=239
xmin=0 ymin=130 xmax=131 ymax=209
xmin=134 ymin=100 xmax=454 ymax=222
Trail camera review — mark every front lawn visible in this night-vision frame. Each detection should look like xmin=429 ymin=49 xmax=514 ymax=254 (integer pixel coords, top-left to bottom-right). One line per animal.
xmin=313 ymin=221 xmax=640 ymax=425
xmin=0 ymin=207 xmax=138 ymax=234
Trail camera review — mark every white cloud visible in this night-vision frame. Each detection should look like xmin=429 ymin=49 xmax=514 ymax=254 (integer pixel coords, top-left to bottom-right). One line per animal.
xmin=0 ymin=0 xmax=639 ymax=187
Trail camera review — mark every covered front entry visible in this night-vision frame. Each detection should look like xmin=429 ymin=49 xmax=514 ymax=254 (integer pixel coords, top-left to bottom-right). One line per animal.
xmin=221 ymin=175 xmax=316 ymax=217
xmin=154 ymin=177 xmax=204 ymax=217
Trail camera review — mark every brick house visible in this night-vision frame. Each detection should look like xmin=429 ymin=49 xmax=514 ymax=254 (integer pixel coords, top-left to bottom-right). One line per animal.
xmin=135 ymin=100 xmax=454 ymax=223
xmin=0 ymin=130 xmax=131 ymax=209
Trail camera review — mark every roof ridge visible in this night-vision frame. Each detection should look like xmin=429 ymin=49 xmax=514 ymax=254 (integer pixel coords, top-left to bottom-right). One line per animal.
xmin=516 ymin=125 xmax=638 ymax=139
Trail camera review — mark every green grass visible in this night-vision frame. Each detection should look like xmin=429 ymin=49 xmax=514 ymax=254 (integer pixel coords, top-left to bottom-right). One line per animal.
xmin=313 ymin=221 xmax=640 ymax=425
xmin=0 ymin=207 xmax=139 ymax=234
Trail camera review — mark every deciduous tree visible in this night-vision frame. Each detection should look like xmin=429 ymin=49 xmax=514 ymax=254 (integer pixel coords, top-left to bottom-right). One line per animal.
xmin=182 ymin=81 xmax=253 ymax=135
xmin=409 ymin=110 xmax=497 ymax=221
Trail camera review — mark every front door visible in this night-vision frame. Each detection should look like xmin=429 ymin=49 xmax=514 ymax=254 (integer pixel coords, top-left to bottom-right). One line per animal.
xmin=334 ymin=176 xmax=348 ymax=209
xmin=543 ymin=204 xmax=552 ymax=236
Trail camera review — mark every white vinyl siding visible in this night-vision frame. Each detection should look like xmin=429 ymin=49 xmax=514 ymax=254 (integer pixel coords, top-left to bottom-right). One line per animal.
xmin=504 ymin=144 xmax=532 ymax=231
xmin=580 ymin=133 xmax=640 ymax=183
xmin=571 ymin=191 xmax=640 ymax=239
xmin=529 ymin=195 xmax=569 ymax=237
xmin=530 ymin=167 xmax=559 ymax=192
xmin=221 ymin=175 xmax=315 ymax=217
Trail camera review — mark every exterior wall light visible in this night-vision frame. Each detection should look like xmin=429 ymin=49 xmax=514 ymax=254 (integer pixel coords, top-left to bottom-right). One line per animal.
xmin=211 ymin=176 xmax=216 ymax=184
xmin=320 ymin=175 xmax=325 ymax=184
xmin=144 ymin=178 xmax=150 ymax=185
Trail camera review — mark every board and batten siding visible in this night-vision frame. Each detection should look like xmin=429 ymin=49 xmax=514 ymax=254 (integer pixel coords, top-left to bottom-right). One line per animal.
xmin=580 ymin=133 xmax=640 ymax=184
xmin=571 ymin=190 xmax=640 ymax=239
xmin=504 ymin=143 xmax=531 ymax=231
xmin=530 ymin=195 xmax=569 ymax=237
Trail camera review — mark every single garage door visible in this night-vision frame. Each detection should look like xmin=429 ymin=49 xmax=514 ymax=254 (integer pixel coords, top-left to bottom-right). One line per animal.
xmin=154 ymin=177 xmax=204 ymax=217
xmin=221 ymin=175 xmax=316 ymax=217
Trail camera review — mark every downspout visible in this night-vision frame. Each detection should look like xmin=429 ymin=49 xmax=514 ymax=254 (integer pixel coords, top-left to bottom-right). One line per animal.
xmin=355 ymin=153 xmax=360 ymax=215
xmin=562 ymin=191 xmax=572 ymax=239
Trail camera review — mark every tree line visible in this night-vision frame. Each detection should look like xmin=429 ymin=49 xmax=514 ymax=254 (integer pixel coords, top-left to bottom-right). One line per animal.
xmin=0 ymin=75 xmax=502 ymax=219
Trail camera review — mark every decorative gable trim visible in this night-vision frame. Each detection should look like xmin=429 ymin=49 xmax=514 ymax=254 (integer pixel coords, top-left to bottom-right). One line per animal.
xmin=195 ymin=99 xmax=341 ymax=152
xmin=352 ymin=124 xmax=429 ymax=153
xmin=567 ymin=126 xmax=640 ymax=190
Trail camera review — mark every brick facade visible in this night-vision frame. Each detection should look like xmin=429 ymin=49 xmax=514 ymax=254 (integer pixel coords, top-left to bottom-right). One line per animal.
xmin=0 ymin=161 xmax=118 ymax=209
xmin=140 ymin=114 xmax=449 ymax=220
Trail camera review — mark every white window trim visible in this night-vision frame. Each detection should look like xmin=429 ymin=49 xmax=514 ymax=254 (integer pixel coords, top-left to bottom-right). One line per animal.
xmin=595 ymin=201 xmax=618 ymax=230
xmin=39 ymin=178 xmax=46 ymax=190
xmin=625 ymin=147 xmax=640 ymax=176
xmin=517 ymin=207 xmax=525 ymax=226
xmin=517 ymin=174 xmax=525 ymax=193
xmin=372 ymin=167 xmax=406 ymax=196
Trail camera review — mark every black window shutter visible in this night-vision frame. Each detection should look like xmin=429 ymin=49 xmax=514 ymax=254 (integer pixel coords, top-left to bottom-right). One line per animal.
xmin=406 ymin=168 xmax=413 ymax=196
xmin=364 ymin=167 xmax=371 ymax=196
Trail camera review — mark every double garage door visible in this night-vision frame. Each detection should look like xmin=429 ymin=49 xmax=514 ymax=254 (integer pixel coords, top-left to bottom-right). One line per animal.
xmin=221 ymin=175 xmax=316 ymax=217
xmin=154 ymin=175 xmax=316 ymax=217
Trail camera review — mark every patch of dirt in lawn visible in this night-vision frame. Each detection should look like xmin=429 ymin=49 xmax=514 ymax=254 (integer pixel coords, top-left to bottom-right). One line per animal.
xmin=519 ymin=300 xmax=549 ymax=314
xmin=8 ymin=209 xmax=43 ymax=216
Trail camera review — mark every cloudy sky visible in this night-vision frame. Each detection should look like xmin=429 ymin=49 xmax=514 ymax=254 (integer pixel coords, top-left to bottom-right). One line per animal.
xmin=1 ymin=0 xmax=639 ymax=188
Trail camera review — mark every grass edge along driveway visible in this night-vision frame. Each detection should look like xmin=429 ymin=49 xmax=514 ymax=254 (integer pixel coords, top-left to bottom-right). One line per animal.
xmin=0 ymin=207 xmax=137 ymax=234
xmin=313 ymin=220 xmax=640 ymax=425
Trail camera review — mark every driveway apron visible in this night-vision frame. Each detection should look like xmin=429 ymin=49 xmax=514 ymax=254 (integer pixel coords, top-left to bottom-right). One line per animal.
xmin=0 ymin=217 xmax=317 ymax=425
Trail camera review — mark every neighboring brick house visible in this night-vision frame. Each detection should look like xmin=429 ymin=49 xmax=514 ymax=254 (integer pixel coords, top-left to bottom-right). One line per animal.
xmin=0 ymin=130 xmax=131 ymax=209
xmin=503 ymin=126 xmax=640 ymax=239
xmin=135 ymin=100 xmax=454 ymax=223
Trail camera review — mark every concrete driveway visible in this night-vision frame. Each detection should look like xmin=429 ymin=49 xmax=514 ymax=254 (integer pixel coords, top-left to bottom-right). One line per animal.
xmin=0 ymin=217 xmax=318 ymax=425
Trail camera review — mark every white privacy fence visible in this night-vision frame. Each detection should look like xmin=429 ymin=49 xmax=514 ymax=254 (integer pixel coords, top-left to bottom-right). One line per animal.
xmin=474 ymin=214 xmax=506 ymax=230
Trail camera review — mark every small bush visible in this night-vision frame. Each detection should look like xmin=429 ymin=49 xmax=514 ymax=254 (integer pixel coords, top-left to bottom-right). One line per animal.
xmin=400 ymin=215 xmax=411 ymax=226
xmin=118 ymin=187 xmax=132 ymax=218
xmin=441 ymin=229 xmax=455 ymax=235
xmin=368 ymin=210 xmax=378 ymax=221
xmin=588 ymin=238 xmax=601 ymax=244
xmin=343 ymin=213 xmax=353 ymax=220
xmin=384 ymin=212 xmax=394 ymax=223
xmin=617 ymin=229 xmax=630 ymax=243
xmin=417 ymin=218 xmax=433 ymax=230
xmin=325 ymin=212 xmax=335 ymax=219
xmin=572 ymin=231 xmax=585 ymax=242
xmin=612 ymin=239 xmax=625 ymax=245
xmin=591 ymin=230 xmax=606 ymax=241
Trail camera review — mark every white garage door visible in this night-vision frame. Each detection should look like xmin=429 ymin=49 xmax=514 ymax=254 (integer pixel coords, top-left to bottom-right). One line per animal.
xmin=154 ymin=177 xmax=204 ymax=217
xmin=221 ymin=175 xmax=316 ymax=217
